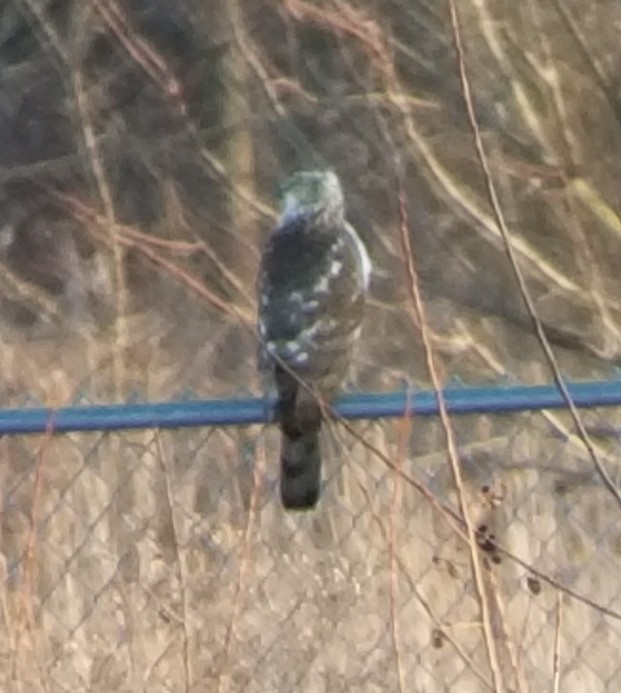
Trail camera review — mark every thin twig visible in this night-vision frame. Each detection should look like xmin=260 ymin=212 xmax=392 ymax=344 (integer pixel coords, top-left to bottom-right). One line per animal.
xmin=552 ymin=592 xmax=562 ymax=693
xmin=16 ymin=412 xmax=56 ymax=687
xmin=16 ymin=0 xmax=69 ymax=63
xmin=445 ymin=0 xmax=621 ymax=511
xmin=55 ymin=190 xmax=255 ymax=325
xmin=155 ymin=431 xmax=192 ymax=693
xmin=217 ymin=434 xmax=266 ymax=693
xmin=526 ymin=0 xmax=621 ymax=359
xmin=94 ymin=0 xmax=184 ymax=107
xmin=73 ymin=67 xmax=128 ymax=400
xmin=142 ymin=633 xmax=180 ymax=690
xmin=396 ymin=179 xmax=506 ymax=692
xmin=388 ymin=398 xmax=411 ymax=693
xmin=356 ymin=475 xmax=494 ymax=691
xmin=486 ymin=570 xmax=528 ymax=693
xmin=550 ymin=0 xmax=621 ymax=124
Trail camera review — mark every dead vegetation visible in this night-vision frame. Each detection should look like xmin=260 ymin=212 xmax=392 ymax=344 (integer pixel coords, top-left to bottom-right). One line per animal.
xmin=1 ymin=0 xmax=621 ymax=690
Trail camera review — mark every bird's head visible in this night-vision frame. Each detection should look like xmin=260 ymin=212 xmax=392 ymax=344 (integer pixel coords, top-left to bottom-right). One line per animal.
xmin=277 ymin=170 xmax=344 ymax=222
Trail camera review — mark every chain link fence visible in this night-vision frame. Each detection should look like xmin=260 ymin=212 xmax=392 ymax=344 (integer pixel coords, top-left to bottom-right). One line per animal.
xmin=3 ymin=0 xmax=621 ymax=690
xmin=2 ymin=394 xmax=621 ymax=691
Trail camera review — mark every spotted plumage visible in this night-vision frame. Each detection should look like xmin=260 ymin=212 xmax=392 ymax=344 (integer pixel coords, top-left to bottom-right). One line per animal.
xmin=257 ymin=170 xmax=370 ymax=509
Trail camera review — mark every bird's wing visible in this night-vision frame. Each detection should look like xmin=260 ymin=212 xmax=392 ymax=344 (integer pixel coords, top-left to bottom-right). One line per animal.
xmin=257 ymin=214 xmax=367 ymax=385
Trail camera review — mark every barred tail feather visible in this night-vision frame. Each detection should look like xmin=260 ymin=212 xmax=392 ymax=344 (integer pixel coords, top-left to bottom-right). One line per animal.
xmin=275 ymin=369 xmax=323 ymax=509
xmin=280 ymin=427 xmax=321 ymax=509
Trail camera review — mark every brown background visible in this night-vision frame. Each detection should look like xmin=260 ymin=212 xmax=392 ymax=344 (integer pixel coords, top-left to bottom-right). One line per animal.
xmin=1 ymin=0 xmax=621 ymax=690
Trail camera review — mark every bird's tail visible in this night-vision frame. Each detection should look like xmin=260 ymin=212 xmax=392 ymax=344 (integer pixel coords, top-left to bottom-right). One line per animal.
xmin=280 ymin=425 xmax=321 ymax=509
xmin=277 ymin=384 xmax=323 ymax=509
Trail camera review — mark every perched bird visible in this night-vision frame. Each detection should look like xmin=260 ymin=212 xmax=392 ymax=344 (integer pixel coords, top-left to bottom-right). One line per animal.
xmin=257 ymin=170 xmax=371 ymax=509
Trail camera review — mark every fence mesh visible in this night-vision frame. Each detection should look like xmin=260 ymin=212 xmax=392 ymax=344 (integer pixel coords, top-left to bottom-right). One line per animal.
xmin=3 ymin=0 xmax=621 ymax=689
xmin=2 ymin=402 xmax=621 ymax=691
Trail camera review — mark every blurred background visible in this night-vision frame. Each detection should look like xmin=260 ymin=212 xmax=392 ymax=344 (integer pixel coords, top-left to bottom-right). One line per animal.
xmin=1 ymin=0 xmax=621 ymax=690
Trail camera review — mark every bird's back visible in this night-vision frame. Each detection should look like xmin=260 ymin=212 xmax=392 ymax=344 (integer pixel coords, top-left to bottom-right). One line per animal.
xmin=258 ymin=212 xmax=367 ymax=394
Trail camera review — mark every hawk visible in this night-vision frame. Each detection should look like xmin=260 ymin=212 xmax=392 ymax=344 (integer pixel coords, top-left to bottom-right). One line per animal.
xmin=257 ymin=170 xmax=371 ymax=509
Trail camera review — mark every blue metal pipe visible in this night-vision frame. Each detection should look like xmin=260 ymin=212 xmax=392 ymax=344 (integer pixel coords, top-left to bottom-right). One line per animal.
xmin=0 ymin=380 xmax=620 ymax=435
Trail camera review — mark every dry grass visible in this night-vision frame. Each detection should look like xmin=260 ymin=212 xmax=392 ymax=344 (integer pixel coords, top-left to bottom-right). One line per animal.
xmin=2 ymin=0 xmax=621 ymax=690
xmin=2 ymin=413 xmax=621 ymax=691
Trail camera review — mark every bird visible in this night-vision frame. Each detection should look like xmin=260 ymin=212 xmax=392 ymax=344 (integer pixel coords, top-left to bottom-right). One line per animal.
xmin=257 ymin=170 xmax=371 ymax=509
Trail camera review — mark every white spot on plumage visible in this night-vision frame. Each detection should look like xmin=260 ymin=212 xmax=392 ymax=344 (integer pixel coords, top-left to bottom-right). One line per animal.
xmin=299 ymin=322 xmax=320 ymax=340
xmin=284 ymin=340 xmax=301 ymax=354
xmin=292 ymin=351 xmax=309 ymax=365
xmin=302 ymin=299 xmax=319 ymax=313
xmin=329 ymin=259 xmax=343 ymax=277
xmin=315 ymin=318 xmax=340 ymax=337
xmin=314 ymin=275 xmax=331 ymax=294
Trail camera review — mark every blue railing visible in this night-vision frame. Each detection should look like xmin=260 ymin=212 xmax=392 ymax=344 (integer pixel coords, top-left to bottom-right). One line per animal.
xmin=1 ymin=379 xmax=620 ymax=435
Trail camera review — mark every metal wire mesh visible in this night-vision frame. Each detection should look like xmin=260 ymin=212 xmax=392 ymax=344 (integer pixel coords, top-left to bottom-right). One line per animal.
xmin=3 ymin=0 xmax=621 ymax=690
xmin=2 ymin=391 xmax=621 ymax=691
